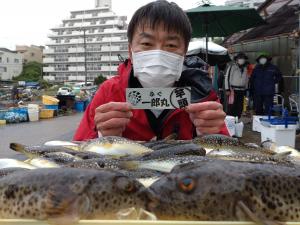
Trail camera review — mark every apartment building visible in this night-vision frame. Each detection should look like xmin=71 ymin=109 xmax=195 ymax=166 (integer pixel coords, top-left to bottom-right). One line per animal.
xmin=16 ymin=45 xmax=44 ymax=64
xmin=0 ymin=48 xmax=23 ymax=80
xmin=43 ymin=0 xmax=128 ymax=82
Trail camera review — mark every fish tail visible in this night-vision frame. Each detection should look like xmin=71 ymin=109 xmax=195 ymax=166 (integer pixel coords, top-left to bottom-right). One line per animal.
xmin=10 ymin=143 xmax=26 ymax=153
xmin=119 ymin=161 xmax=140 ymax=170
xmin=273 ymin=151 xmax=292 ymax=159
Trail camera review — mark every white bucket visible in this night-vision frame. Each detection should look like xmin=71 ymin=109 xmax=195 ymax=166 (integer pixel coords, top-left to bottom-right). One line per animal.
xmin=224 ymin=116 xmax=236 ymax=137
xmin=27 ymin=104 xmax=39 ymax=110
xmin=28 ymin=108 xmax=39 ymax=122
xmin=235 ymin=122 xmax=244 ymax=137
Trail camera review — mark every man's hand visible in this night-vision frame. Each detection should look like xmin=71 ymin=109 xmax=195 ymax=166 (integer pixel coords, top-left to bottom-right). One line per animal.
xmin=186 ymin=101 xmax=226 ymax=135
xmin=94 ymin=102 xmax=133 ymax=137
xmin=225 ymin=90 xmax=231 ymax=96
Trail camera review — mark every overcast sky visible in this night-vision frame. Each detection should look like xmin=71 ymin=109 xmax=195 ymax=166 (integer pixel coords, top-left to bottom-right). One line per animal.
xmin=0 ymin=0 xmax=226 ymax=50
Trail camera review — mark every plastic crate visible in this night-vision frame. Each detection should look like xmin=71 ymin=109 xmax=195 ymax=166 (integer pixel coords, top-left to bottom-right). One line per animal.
xmin=39 ymin=109 xmax=54 ymax=119
xmin=0 ymin=110 xmax=8 ymax=120
xmin=42 ymin=95 xmax=59 ymax=105
xmin=44 ymin=104 xmax=59 ymax=110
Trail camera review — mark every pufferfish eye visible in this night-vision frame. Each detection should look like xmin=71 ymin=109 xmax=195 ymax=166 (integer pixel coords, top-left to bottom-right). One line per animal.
xmin=178 ymin=177 xmax=196 ymax=193
xmin=115 ymin=177 xmax=136 ymax=193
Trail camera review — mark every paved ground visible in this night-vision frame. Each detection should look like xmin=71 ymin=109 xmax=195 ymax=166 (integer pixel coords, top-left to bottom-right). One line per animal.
xmin=0 ymin=113 xmax=83 ymax=159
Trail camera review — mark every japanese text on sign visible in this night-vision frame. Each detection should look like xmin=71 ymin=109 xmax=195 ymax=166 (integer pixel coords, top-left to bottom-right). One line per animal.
xmin=126 ymin=87 xmax=191 ymax=109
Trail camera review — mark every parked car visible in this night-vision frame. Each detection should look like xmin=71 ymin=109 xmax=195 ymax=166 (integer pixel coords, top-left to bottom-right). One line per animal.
xmin=57 ymin=87 xmax=73 ymax=95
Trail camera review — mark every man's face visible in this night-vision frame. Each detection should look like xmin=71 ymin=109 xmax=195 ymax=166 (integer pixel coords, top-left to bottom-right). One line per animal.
xmin=129 ymin=22 xmax=186 ymax=59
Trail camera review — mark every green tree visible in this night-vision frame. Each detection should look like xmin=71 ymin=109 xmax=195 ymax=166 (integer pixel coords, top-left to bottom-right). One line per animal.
xmin=38 ymin=79 xmax=51 ymax=89
xmin=14 ymin=61 xmax=42 ymax=82
xmin=94 ymin=75 xmax=107 ymax=85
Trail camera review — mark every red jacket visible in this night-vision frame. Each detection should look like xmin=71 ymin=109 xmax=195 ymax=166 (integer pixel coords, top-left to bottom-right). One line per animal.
xmin=73 ymin=61 xmax=229 ymax=141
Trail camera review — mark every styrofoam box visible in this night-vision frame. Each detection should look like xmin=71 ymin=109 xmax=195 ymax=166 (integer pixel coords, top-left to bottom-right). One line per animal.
xmin=260 ymin=123 xmax=297 ymax=148
xmin=252 ymin=116 xmax=270 ymax=132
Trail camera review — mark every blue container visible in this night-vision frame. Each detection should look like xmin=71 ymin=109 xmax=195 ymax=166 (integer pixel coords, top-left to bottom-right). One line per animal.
xmin=44 ymin=104 xmax=59 ymax=110
xmin=5 ymin=107 xmax=28 ymax=123
xmin=0 ymin=110 xmax=8 ymax=120
xmin=84 ymin=100 xmax=90 ymax=110
xmin=75 ymin=101 xmax=84 ymax=112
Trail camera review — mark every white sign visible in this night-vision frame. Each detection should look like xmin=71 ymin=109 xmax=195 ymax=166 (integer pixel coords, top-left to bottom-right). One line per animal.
xmin=126 ymin=87 xmax=191 ymax=109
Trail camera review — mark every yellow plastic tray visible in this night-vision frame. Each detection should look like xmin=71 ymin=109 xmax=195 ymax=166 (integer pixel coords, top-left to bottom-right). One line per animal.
xmin=39 ymin=109 xmax=54 ymax=119
xmin=0 ymin=220 xmax=298 ymax=225
xmin=42 ymin=95 xmax=59 ymax=105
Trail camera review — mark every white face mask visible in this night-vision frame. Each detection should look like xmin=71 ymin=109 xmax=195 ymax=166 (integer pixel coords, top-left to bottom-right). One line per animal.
xmin=237 ymin=58 xmax=245 ymax=65
xmin=259 ymin=57 xmax=267 ymax=65
xmin=132 ymin=50 xmax=184 ymax=88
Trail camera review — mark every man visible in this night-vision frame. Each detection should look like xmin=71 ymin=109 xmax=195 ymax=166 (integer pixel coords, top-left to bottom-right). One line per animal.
xmin=224 ymin=52 xmax=249 ymax=118
xmin=250 ymin=52 xmax=282 ymax=115
xmin=74 ymin=0 xmax=228 ymax=141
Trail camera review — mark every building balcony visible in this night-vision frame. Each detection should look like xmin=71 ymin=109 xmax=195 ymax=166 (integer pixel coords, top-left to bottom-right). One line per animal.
xmin=43 ymin=58 xmax=55 ymax=63
xmin=68 ymin=66 xmax=86 ymax=72
xmin=68 ymin=57 xmax=85 ymax=62
xmin=68 ymin=75 xmax=86 ymax=81
xmin=100 ymin=56 xmax=120 ymax=61
xmin=43 ymin=76 xmax=56 ymax=81
xmin=69 ymin=47 xmax=85 ymax=53
xmin=101 ymin=65 xmax=118 ymax=71
xmin=46 ymin=41 xmax=59 ymax=46
xmin=43 ymin=67 xmax=55 ymax=72
xmin=70 ymin=39 xmax=84 ymax=44
xmin=48 ymin=33 xmax=59 ymax=38
xmin=102 ymin=36 xmax=122 ymax=42
xmin=43 ymin=49 xmax=55 ymax=54
xmin=101 ymin=46 xmax=120 ymax=51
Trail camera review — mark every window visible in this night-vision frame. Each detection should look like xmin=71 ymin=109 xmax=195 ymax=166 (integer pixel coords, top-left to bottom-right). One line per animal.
xmin=14 ymin=59 xmax=19 ymax=63
xmin=7 ymin=58 xmax=9 ymax=63
xmin=0 ymin=57 xmax=2 ymax=63
xmin=31 ymin=53 xmax=35 ymax=57
xmin=0 ymin=67 xmax=7 ymax=72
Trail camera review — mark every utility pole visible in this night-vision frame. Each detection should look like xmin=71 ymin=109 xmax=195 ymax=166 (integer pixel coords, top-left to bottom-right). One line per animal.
xmin=83 ymin=29 xmax=88 ymax=86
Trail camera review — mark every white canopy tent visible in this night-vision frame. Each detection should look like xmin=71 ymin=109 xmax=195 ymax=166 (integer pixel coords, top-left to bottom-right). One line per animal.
xmin=187 ymin=40 xmax=228 ymax=56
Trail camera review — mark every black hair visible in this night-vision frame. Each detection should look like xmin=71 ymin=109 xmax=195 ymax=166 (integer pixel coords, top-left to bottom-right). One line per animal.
xmin=127 ymin=0 xmax=192 ymax=49
xmin=234 ymin=52 xmax=248 ymax=61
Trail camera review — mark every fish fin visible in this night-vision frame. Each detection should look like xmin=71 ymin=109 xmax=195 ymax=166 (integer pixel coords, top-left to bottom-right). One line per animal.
xmin=244 ymin=143 xmax=260 ymax=148
xmin=273 ymin=151 xmax=292 ymax=158
xmin=119 ymin=161 xmax=140 ymax=170
xmin=45 ymin=185 xmax=79 ymax=218
xmin=164 ymin=133 xmax=177 ymax=140
xmin=65 ymin=146 xmax=80 ymax=151
xmin=236 ymin=201 xmax=285 ymax=225
xmin=9 ymin=143 xmax=26 ymax=153
xmin=150 ymin=136 xmax=157 ymax=141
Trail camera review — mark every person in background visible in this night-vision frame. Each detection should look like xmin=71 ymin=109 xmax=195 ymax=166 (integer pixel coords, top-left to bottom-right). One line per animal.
xmin=224 ymin=52 xmax=249 ymax=118
xmin=217 ymin=62 xmax=228 ymax=108
xmin=250 ymin=52 xmax=282 ymax=115
xmin=74 ymin=0 xmax=228 ymax=141
xmin=11 ymin=85 xmax=19 ymax=103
